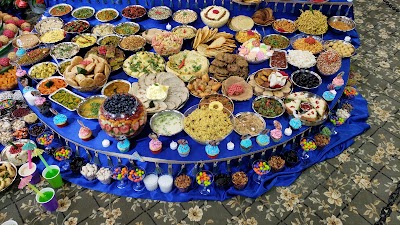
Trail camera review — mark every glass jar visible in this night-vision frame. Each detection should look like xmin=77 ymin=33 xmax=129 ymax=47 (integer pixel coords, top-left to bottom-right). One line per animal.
xmin=98 ymin=94 xmax=147 ymax=140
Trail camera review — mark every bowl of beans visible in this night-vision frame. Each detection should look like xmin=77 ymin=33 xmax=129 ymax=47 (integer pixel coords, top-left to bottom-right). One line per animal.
xmin=328 ymin=16 xmax=356 ymax=33
xmin=95 ymin=8 xmax=119 ymax=23
xmin=122 ymin=5 xmax=147 ymax=21
xmin=272 ymin=19 xmax=297 ymax=34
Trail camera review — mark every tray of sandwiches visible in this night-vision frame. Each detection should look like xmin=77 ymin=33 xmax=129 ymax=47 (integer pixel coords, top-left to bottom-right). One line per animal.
xmin=284 ymin=92 xmax=329 ymax=126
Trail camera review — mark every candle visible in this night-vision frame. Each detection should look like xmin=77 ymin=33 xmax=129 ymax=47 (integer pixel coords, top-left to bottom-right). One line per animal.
xmin=158 ymin=175 xmax=173 ymax=193
xmin=143 ymin=174 xmax=158 ymax=191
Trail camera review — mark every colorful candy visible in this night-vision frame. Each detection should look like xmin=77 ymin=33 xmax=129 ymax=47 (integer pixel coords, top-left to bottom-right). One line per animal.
xmin=36 ymin=132 xmax=54 ymax=146
xmin=112 ymin=167 xmax=128 ymax=180
xmin=252 ymin=160 xmax=270 ymax=175
xmin=128 ymin=168 xmax=145 ymax=182
xmin=54 ymin=147 xmax=72 ymax=161
xmin=300 ymin=138 xmax=317 ymax=151
xmin=330 ymin=115 xmax=345 ymax=126
xmin=196 ymin=171 xmax=213 ymax=187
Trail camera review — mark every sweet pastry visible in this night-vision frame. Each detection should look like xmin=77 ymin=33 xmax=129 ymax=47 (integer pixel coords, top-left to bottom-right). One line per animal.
xmin=240 ymin=135 xmax=253 ymax=153
xmin=170 ymin=141 xmax=178 ymax=150
xmin=187 ymin=74 xmax=222 ymax=98
xmin=289 ymin=117 xmax=302 ymax=130
xmin=222 ymin=76 xmax=253 ymax=101
xmin=53 ymin=114 xmax=67 ymax=127
xmin=227 ymin=141 xmax=235 ymax=150
xmin=200 ymin=6 xmax=230 ymax=28
xmin=117 ymin=139 xmax=130 ymax=152
xmin=256 ymin=129 xmax=270 ymax=146
xmin=252 ymin=8 xmax=274 ymax=26
xmin=177 ymin=139 xmax=190 ymax=157
xmin=149 ymin=133 xmax=162 ymax=154
xmin=205 ymin=141 xmax=219 ymax=159
xmin=323 ymin=90 xmax=337 ymax=102
xmin=229 ymin=16 xmax=254 ymax=31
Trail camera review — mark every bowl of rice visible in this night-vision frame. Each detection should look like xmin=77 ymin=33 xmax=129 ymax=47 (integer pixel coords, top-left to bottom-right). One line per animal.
xmin=287 ymin=50 xmax=316 ymax=69
xmin=183 ymin=104 xmax=234 ymax=145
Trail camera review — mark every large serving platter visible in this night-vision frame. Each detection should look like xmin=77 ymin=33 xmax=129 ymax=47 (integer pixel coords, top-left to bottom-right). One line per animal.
xmin=17 ymin=0 xmax=355 ymax=164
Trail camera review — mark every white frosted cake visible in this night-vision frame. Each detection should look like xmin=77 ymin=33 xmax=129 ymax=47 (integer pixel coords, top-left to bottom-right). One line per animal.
xmin=200 ymin=6 xmax=230 ymax=28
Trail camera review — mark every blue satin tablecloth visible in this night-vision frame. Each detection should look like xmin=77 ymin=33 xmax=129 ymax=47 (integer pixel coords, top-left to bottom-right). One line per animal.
xmin=4 ymin=0 xmax=368 ymax=201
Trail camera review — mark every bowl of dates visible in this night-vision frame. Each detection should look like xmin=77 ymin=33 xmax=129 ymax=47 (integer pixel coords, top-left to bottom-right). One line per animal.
xmin=290 ymin=70 xmax=322 ymax=89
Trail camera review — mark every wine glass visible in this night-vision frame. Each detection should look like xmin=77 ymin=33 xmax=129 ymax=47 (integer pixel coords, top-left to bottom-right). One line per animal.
xmin=196 ymin=170 xmax=214 ymax=195
xmin=128 ymin=167 xmax=146 ymax=192
xmin=252 ymin=159 xmax=271 ymax=184
xmin=112 ymin=166 xmax=128 ymax=189
xmin=53 ymin=146 xmax=72 ymax=172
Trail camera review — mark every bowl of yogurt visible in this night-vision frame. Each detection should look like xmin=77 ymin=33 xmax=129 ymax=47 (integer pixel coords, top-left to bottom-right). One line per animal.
xmin=150 ymin=110 xmax=184 ymax=136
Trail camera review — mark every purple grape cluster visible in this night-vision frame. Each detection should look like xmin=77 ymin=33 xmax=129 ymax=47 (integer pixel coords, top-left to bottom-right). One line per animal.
xmin=104 ymin=94 xmax=137 ymax=115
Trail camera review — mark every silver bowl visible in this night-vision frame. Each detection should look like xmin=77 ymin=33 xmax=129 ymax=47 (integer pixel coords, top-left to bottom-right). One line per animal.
xmin=118 ymin=35 xmax=147 ymax=52
xmin=150 ymin=110 xmax=184 ymax=136
xmin=57 ymin=59 xmax=72 ymax=76
xmin=323 ymin=40 xmax=356 ymax=58
xmin=95 ymin=8 xmax=119 ymax=23
xmin=234 ymin=112 xmax=266 ymax=137
xmin=121 ymin=5 xmax=147 ymax=21
xmin=171 ymin=25 xmax=197 ymax=40
xmin=183 ymin=104 xmax=234 ymax=145
xmin=63 ymin=20 xmax=90 ymax=34
xmin=172 ymin=9 xmax=198 ymax=24
xmin=272 ymin=19 xmax=297 ymax=34
xmin=71 ymin=33 xmax=97 ymax=49
xmin=0 ymin=161 xmax=17 ymax=192
xmin=148 ymin=6 xmax=172 ymax=21
xmin=290 ymin=69 xmax=322 ymax=90
xmin=34 ymin=17 xmax=64 ymax=34
xmin=91 ymin=23 xmax=115 ymax=37
xmin=262 ymin=34 xmax=290 ymax=50
xmin=252 ymin=96 xmax=285 ymax=119
xmin=12 ymin=33 xmax=41 ymax=50
xmin=50 ymin=42 xmax=80 ymax=60
xmin=113 ymin=22 xmax=140 ymax=37
xmin=290 ymin=34 xmax=324 ymax=55
xmin=77 ymin=95 xmax=107 ymax=120
xmin=48 ymin=3 xmax=73 ymax=17
xmin=328 ymin=16 xmax=356 ymax=33
xmin=27 ymin=61 xmax=58 ymax=81
xmin=71 ymin=6 xmax=95 ymax=20
xmin=36 ymin=76 xmax=68 ymax=95
xmin=97 ymin=34 xmax=121 ymax=47
xmin=252 ymin=68 xmax=287 ymax=91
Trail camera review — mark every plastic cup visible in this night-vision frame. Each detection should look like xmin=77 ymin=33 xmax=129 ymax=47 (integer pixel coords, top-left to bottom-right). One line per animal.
xmin=158 ymin=174 xmax=173 ymax=193
xmin=42 ymin=165 xmax=63 ymax=188
xmin=35 ymin=187 xmax=58 ymax=212
xmin=18 ymin=162 xmax=41 ymax=184
xmin=143 ymin=174 xmax=158 ymax=191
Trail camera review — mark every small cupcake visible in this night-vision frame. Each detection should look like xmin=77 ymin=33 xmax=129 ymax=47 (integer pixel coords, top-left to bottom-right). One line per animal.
xmin=289 ymin=111 xmax=302 ymax=130
xmin=256 ymin=129 xmax=270 ymax=146
xmin=53 ymin=114 xmax=67 ymax=127
xmin=205 ymin=140 xmax=219 ymax=159
xmin=117 ymin=139 xmax=130 ymax=152
xmin=149 ymin=133 xmax=162 ymax=154
xmin=323 ymin=90 xmax=337 ymax=102
xmin=332 ymin=73 xmax=344 ymax=90
xmin=177 ymin=139 xmax=190 ymax=157
xmin=240 ymin=135 xmax=253 ymax=153
xmin=78 ymin=120 xmax=92 ymax=141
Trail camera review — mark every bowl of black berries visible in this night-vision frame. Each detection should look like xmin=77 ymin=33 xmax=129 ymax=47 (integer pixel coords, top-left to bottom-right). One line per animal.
xmin=283 ymin=150 xmax=300 ymax=168
xmin=290 ymin=69 xmax=322 ymax=90
xmin=214 ymin=173 xmax=231 ymax=188
xmin=98 ymin=94 xmax=147 ymax=140
xmin=70 ymin=157 xmax=86 ymax=174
